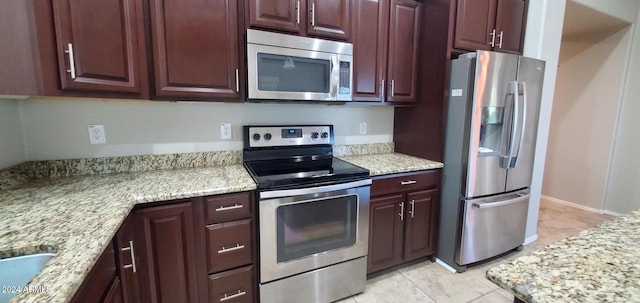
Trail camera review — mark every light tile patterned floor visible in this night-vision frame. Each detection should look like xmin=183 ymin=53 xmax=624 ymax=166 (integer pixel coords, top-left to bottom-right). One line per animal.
xmin=338 ymin=199 xmax=613 ymax=303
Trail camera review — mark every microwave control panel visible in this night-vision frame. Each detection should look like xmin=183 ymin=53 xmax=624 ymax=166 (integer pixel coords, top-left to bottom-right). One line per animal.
xmin=339 ymin=61 xmax=351 ymax=94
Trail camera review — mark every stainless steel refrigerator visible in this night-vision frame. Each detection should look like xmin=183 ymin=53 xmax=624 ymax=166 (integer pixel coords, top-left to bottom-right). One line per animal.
xmin=437 ymin=50 xmax=545 ymax=272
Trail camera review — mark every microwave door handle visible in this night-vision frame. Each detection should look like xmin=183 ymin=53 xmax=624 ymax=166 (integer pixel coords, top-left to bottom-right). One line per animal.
xmin=512 ymin=82 xmax=527 ymax=168
xmin=331 ymin=55 xmax=338 ymax=99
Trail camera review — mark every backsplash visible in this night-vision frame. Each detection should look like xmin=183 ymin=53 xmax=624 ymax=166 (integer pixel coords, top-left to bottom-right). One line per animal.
xmin=0 ymin=143 xmax=394 ymax=191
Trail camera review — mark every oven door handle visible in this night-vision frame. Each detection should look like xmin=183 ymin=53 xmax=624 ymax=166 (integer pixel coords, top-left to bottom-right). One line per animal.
xmin=260 ymin=179 xmax=372 ymax=200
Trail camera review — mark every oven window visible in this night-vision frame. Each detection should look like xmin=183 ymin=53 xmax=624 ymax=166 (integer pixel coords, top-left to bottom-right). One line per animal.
xmin=276 ymin=195 xmax=357 ymax=263
xmin=257 ymin=53 xmax=331 ymax=93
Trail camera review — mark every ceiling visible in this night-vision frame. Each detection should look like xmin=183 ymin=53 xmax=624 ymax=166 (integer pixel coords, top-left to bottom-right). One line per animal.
xmin=562 ymin=0 xmax=631 ymax=43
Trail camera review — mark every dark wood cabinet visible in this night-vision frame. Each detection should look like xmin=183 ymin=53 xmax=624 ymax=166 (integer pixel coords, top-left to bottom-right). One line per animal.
xmin=51 ymin=0 xmax=147 ymax=94
xmin=453 ymin=0 xmax=527 ymax=54
xmin=247 ymin=0 xmax=350 ymax=41
xmin=114 ymin=214 xmax=141 ymax=303
xmin=70 ymin=243 xmax=123 ymax=303
xmin=352 ymin=0 xmax=420 ymax=103
xmin=148 ymin=0 xmax=244 ymax=100
xmin=134 ymin=201 xmax=200 ymax=303
xmin=367 ymin=170 xmax=441 ymax=274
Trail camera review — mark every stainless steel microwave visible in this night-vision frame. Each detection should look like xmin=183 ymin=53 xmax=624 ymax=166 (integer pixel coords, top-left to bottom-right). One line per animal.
xmin=246 ymin=29 xmax=353 ymax=102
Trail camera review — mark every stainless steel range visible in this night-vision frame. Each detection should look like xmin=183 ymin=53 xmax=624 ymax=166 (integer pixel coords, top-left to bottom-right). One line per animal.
xmin=243 ymin=125 xmax=371 ymax=303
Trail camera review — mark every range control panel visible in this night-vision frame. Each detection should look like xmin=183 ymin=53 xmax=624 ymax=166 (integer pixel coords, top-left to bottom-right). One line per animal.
xmin=245 ymin=125 xmax=333 ymax=148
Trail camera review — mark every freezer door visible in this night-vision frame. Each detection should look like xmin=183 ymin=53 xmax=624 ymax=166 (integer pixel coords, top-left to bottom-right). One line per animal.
xmin=457 ymin=190 xmax=529 ymax=265
xmin=466 ymin=51 xmax=518 ymax=198
xmin=505 ymin=57 xmax=545 ymax=192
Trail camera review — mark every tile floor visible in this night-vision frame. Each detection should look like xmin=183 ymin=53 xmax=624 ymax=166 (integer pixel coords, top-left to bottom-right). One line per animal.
xmin=338 ymin=199 xmax=613 ymax=303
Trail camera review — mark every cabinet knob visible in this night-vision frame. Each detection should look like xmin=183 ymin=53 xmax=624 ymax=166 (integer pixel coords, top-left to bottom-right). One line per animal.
xmin=399 ymin=202 xmax=405 ymax=221
xmin=489 ymin=29 xmax=496 ymax=47
xmin=64 ymin=43 xmax=76 ymax=79
xmin=121 ymin=240 xmax=137 ymax=273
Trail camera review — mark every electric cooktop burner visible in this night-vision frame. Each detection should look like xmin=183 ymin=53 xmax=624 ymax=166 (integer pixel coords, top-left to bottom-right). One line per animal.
xmin=242 ymin=125 xmax=370 ymax=191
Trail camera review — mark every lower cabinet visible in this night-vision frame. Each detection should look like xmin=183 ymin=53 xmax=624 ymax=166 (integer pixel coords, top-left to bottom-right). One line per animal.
xmin=367 ymin=170 xmax=441 ymax=274
xmin=70 ymin=242 xmax=123 ymax=303
xmin=134 ymin=201 xmax=200 ymax=303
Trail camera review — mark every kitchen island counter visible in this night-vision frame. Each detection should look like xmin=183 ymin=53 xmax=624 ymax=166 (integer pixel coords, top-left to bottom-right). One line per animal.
xmin=0 ymin=160 xmax=255 ymax=303
xmin=486 ymin=211 xmax=640 ymax=303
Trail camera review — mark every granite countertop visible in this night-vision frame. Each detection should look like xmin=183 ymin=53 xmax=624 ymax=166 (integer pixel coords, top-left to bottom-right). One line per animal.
xmin=486 ymin=211 xmax=640 ymax=302
xmin=338 ymin=153 xmax=443 ymax=176
xmin=0 ymin=144 xmax=442 ymax=303
xmin=0 ymin=158 xmax=256 ymax=303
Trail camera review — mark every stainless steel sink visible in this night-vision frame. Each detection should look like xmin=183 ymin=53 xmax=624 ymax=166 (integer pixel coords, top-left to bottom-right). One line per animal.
xmin=0 ymin=253 xmax=56 ymax=303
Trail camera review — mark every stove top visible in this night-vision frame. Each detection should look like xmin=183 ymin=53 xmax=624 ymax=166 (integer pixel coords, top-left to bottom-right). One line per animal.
xmin=244 ymin=156 xmax=370 ymax=190
xmin=242 ymin=125 xmax=370 ymax=190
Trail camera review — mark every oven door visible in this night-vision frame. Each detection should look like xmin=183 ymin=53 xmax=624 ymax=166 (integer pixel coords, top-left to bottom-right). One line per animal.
xmin=247 ymin=43 xmax=340 ymax=101
xmin=259 ymin=179 xmax=371 ymax=283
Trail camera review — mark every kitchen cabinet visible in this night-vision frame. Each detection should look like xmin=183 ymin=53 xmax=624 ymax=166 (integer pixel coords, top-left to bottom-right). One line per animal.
xmin=453 ymin=0 xmax=527 ymax=54
xmin=134 ymin=201 xmax=200 ymax=303
xmin=148 ymin=0 xmax=244 ymax=100
xmin=70 ymin=243 xmax=123 ymax=303
xmin=352 ymin=0 xmax=421 ymax=103
xmin=247 ymin=0 xmax=351 ymax=41
xmin=203 ymin=192 xmax=257 ymax=303
xmin=0 ymin=0 xmax=149 ymax=98
xmin=114 ymin=214 xmax=141 ymax=303
xmin=367 ymin=170 xmax=440 ymax=274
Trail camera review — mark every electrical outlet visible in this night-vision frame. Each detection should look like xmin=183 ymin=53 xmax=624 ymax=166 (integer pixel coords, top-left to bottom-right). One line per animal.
xmin=359 ymin=121 xmax=368 ymax=135
xmin=88 ymin=125 xmax=106 ymax=144
xmin=220 ymin=123 xmax=232 ymax=140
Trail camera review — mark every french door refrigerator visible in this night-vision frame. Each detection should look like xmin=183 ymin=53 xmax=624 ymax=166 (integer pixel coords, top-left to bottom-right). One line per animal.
xmin=437 ymin=50 xmax=545 ymax=272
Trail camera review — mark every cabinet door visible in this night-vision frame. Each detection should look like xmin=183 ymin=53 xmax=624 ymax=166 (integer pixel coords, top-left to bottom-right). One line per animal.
xmin=307 ymin=0 xmax=350 ymax=40
xmin=135 ymin=202 xmax=199 ymax=303
xmin=248 ymin=0 xmax=302 ymax=33
xmin=386 ymin=0 xmax=421 ymax=103
xmin=453 ymin=0 xmax=496 ymax=51
xmin=352 ymin=0 xmax=388 ymax=101
xmin=52 ymin=0 xmax=145 ymax=93
xmin=495 ymin=0 xmax=527 ymax=54
xmin=149 ymin=0 xmax=242 ymax=100
xmin=115 ymin=214 xmax=141 ymax=303
xmin=367 ymin=194 xmax=404 ymax=274
xmin=404 ymin=189 xmax=439 ymax=261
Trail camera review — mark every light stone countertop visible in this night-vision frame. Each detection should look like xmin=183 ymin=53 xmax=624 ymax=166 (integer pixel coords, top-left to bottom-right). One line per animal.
xmin=0 ymin=164 xmax=256 ymax=303
xmin=338 ymin=153 xmax=443 ymax=176
xmin=0 ymin=145 xmax=441 ymax=303
xmin=486 ymin=211 xmax=640 ymax=303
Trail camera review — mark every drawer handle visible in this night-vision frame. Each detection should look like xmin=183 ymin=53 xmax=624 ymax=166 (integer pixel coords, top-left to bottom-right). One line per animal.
xmin=220 ymin=290 xmax=246 ymax=302
xmin=216 ymin=204 xmax=243 ymax=212
xmin=218 ymin=244 xmax=245 ymax=254
xmin=400 ymin=180 xmax=417 ymax=185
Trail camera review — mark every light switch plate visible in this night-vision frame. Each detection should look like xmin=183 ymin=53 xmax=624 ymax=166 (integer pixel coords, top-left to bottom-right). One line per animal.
xmin=88 ymin=125 xmax=106 ymax=144
xmin=220 ymin=123 xmax=232 ymax=140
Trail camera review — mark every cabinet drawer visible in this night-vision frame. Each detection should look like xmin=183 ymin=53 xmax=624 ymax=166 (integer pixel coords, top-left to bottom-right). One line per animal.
xmin=208 ymin=265 xmax=254 ymax=303
xmin=205 ymin=192 xmax=252 ymax=224
xmin=207 ymin=219 xmax=253 ymax=273
xmin=371 ymin=170 xmax=440 ymax=197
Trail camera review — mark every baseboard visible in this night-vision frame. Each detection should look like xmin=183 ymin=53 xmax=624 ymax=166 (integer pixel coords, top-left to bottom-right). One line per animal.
xmin=603 ymin=210 xmax=623 ymax=216
xmin=541 ymin=195 xmax=606 ymax=214
xmin=435 ymin=258 xmax=457 ymax=273
xmin=523 ymin=234 xmax=538 ymax=245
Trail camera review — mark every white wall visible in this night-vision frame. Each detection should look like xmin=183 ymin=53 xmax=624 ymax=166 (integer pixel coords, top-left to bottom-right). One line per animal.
xmin=606 ymin=12 xmax=640 ymax=214
xmin=19 ymin=98 xmax=394 ymax=160
xmin=0 ymin=99 xmax=26 ymax=169
xmin=543 ymin=28 xmax=631 ymax=210
xmin=521 ymin=0 xmax=566 ymax=242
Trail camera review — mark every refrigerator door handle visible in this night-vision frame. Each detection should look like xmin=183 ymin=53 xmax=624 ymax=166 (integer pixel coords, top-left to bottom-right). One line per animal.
xmin=472 ymin=193 xmax=529 ymax=209
xmin=512 ymin=82 xmax=528 ymax=168
xmin=506 ymin=81 xmax=519 ymax=168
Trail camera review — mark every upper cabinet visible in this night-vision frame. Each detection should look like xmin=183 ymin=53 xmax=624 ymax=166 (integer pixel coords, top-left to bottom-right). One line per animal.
xmin=453 ymin=0 xmax=528 ymax=54
xmin=51 ymin=0 xmax=147 ymax=94
xmin=148 ymin=0 xmax=244 ymax=100
xmin=352 ymin=0 xmax=421 ymax=103
xmin=247 ymin=0 xmax=351 ymax=41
